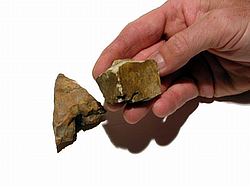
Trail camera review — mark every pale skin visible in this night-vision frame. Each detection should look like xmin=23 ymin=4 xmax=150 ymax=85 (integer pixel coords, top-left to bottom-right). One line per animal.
xmin=93 ymin=0 xmax=250 ymax=124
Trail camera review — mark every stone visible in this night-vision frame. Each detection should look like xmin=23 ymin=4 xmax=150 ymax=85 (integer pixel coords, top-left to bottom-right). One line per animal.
xmin=53 ymin=74 xmax=106 ymax=152
xmin=96 ymin=59 xmax=161 ymax=104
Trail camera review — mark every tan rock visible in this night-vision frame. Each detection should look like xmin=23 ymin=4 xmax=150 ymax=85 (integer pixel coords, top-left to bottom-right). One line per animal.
xmin=96 ymin=59 xmax=161 ymax=104
xmin=53 ymin=74 xmax=106 ymax=152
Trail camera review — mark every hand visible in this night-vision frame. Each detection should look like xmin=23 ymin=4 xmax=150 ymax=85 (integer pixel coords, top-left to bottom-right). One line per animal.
xmin=93 ymin=0 xmax=250 ymax=124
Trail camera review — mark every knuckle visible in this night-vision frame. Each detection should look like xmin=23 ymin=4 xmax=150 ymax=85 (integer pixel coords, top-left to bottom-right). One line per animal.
xmin=168 ymin=32 xmax=190 ymax=56
xmin=206 ymin=9 xmax=232 ymax=26
xmin=115 ymin=22 xmax=138 ymax=51
xmin=123 ymin=22 xmax=139 ymax=36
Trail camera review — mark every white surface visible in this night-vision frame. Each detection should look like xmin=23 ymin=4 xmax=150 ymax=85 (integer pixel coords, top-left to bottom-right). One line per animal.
xmin=0 ymin=0 xmax=249 ymax=187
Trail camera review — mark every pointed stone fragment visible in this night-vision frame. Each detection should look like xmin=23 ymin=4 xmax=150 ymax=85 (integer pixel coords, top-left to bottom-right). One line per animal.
xmin=96 ymin=59 xmax=161 ymax=104
xmin=53 ymin=74 xmax=106 ymax=152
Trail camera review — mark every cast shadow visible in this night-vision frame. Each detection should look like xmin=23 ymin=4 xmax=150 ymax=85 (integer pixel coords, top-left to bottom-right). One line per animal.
xmin=103 ymin=91 xmax=250 ymax=154
xmin=215 ymin=90 xmax=250 ymax=104
xmin=197 ymin=90 xmax=250 ymax=105
xmin=103 ymin=98 xmax=199 ymax=154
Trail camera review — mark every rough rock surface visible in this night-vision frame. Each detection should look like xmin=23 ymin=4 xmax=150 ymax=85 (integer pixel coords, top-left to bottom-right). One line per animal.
xmin=53 ymin=74 xmax=106 ymax=152
xmin=96 ymin=59 xmax=161 ymax=104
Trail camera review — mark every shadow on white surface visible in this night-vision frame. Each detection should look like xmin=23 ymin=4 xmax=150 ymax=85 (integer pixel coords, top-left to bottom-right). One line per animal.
xmin=103 ymin=98 xmax=199 ymax=153
xmin=103 ymin=91 xmax=250 ymax=153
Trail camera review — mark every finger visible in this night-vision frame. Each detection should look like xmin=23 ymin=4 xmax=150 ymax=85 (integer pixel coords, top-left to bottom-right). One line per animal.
xmin=123 ymin=102 xmax=153 ymax=125
xmin=133 ymin=40 xmax=165 ymax=60
xmin=151 ymin=9 xmax=236 ymax=76
xmin=123 ymin=75 xmax=174 ymax=124
xmin=93 ymin=7 xmax=166 ymax=79
xmin=189 ymin=54 xmax=214 ymax=98
xmin=152 ymin=78 xmax=199 ymax=118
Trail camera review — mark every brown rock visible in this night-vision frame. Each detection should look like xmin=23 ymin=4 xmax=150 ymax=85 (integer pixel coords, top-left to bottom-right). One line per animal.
xmin=53 ymin=74 xmax=106 ymax=152
xmin=96 ymin=59 xmax=161 ymax=104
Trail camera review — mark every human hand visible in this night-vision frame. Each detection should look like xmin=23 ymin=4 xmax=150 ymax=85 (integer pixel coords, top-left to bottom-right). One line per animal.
xmin=93 ymin=0 xmax=250 ymax=124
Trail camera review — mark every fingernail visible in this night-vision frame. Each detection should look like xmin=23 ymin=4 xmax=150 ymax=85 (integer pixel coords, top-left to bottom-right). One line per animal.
xmin=150 ymin=52 xmax=166 ymax=70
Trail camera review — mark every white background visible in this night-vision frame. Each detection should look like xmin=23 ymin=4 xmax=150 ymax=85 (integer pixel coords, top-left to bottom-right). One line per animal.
xmin=0 ymin=0 xmax=250 ymax=186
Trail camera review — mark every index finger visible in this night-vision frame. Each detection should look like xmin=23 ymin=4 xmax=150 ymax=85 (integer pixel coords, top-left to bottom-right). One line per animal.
xmin=92 ymin=6 xmax=166 ymax=79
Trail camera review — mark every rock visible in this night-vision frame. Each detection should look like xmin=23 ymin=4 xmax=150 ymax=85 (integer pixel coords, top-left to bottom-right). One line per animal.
xmin=96 ymin=59 xmax=161 ymax=104
xmin=53 ymin=74 xmax=106 ymax=152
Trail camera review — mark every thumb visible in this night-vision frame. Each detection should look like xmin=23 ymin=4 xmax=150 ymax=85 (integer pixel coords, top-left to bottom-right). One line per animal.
xmin=151 ymin=10 xmax=228 ymax=76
